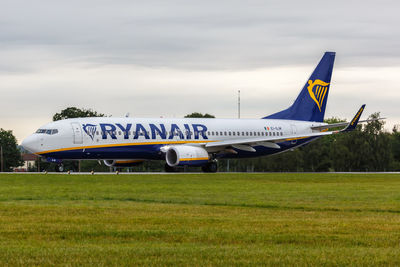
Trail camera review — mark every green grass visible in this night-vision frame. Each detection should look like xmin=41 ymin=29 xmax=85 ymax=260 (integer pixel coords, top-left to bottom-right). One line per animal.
xmin=0 ymin=173 xmax=400 ymax=266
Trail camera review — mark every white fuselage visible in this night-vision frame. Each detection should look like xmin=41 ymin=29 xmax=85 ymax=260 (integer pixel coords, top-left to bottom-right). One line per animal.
xmin=21 ymin=117 xmax=325 ymax=161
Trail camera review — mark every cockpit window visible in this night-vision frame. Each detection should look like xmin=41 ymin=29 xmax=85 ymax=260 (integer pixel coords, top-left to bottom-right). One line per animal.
xmin=36 ymin=129 xmax=59 ymax=135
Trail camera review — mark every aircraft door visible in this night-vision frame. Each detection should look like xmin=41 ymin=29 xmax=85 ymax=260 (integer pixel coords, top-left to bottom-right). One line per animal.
xmin=71 ymin=122 xmax=83 ymax=144
xmin=291 ymin=125 xmax=297 ymax=145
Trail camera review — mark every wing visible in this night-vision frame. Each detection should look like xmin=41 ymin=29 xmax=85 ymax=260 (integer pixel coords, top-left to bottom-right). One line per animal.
xmin=205 ymin=130 xmax=334 ymax=149
xmin=205 ymin=105 xmax=369 ymax=151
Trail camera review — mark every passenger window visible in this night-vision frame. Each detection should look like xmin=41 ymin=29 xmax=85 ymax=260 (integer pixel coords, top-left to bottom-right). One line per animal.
xmin=250 ymin=132 xmax=252 ymax=136
xmin=220 ymin=132 xmax=223 ymax=135
xmin=246 ymin=132 xmax=249 ymax=136
xmin=273 ymin=132 xmax=276 ymax=136
xmin=233 ymin=132 xmax=236 ymax=136
xmin=242 ymin=132 xmax=245 ymax=136
xmin=216 ymin=132 xmax=219 ymax=136
xmin=228 ymin=132 xmax=231 ymax=136
xmin=224 ymin=131 xmax=227 ymax=136
xmin=237 ymin=132 xmax=240 ymax=136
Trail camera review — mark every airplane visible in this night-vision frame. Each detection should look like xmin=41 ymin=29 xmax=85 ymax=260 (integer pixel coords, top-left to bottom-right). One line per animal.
xmin=21 ymin=52 xmax=376 ymax=172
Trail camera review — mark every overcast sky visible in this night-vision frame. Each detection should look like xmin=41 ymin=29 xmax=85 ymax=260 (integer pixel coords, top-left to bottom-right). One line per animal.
xmin=1 ymin=0 xmax=399 ymax=142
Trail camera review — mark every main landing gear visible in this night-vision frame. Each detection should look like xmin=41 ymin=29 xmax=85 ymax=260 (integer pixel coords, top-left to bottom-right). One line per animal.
xmin=164 ymin=161 xmax=218 ymax=173
xmin=201 ymin=161 xmax=218 ymax=173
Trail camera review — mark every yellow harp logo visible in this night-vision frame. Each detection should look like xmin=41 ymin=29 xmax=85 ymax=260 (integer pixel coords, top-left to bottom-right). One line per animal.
xmin=307 ymin=79 xmax=330 ymax=112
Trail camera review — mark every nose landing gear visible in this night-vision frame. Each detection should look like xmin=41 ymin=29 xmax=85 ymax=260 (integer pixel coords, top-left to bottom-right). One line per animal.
xmin=55 ymin=164 xmax=64 ymax=172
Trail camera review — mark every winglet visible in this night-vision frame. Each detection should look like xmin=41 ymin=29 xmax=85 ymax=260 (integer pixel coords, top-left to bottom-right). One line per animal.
xmin=342 ymin=104 xmax=366 ymax=132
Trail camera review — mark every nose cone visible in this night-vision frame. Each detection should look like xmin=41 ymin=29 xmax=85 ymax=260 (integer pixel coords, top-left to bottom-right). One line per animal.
xmin=21 ymin=134 xmax=40 ymax=154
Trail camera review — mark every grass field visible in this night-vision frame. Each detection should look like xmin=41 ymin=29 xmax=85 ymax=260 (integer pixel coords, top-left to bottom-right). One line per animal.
xmin=1 ymin=173 xmax=400 ymax=266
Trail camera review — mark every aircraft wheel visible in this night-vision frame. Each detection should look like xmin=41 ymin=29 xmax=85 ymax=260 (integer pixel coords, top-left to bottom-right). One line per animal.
xmin=202 ymin=161 xmax=218 ymax=173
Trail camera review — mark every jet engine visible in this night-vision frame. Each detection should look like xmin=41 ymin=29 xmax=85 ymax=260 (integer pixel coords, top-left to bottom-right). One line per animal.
xmin=103 ymin=159 xmax=144 ymax=168
xmin=166 ymin=145 xmax=209 ymax=167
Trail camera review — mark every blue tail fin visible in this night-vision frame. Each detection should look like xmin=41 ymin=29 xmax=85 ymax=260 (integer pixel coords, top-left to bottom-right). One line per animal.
xmin=264 ymin=52 xmax=336 ymax=122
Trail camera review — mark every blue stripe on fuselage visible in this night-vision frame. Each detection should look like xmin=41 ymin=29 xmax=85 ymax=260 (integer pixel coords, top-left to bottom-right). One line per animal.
xmin=39 ymin=137 xmax=317 ymax=160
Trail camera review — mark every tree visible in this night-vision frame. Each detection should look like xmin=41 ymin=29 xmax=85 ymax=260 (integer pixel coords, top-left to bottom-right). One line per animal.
xmin=53 ymin=107 xmax=105 ymax=121
xmin=361 ymin=112 xmax=392 ymax=171
xmin=391 ymin=125 xmax=400 ymax=170
xmin=0 ymin=129 xmax=23 ymax=171
xmin=184 ymin=112 xmax=215 ymax=118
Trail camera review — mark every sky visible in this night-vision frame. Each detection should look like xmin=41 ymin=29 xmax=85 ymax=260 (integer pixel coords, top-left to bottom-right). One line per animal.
xmin=1 ymin=0 xmax=399 ymax=142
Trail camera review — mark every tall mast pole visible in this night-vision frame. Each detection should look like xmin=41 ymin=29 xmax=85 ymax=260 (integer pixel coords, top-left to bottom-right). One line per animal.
xmin=238 ymin=90 xmax=241 ymax=119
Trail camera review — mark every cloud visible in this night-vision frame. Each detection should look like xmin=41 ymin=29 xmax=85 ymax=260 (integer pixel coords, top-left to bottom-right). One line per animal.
xmin=1 ymin=62 xmax=399 ymax=141
xmin=1 ymin=0 xmax=400 ymax=70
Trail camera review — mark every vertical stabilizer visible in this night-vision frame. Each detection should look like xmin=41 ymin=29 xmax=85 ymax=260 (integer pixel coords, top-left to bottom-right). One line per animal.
xmin=264 ymin=52 xmax=335 ymax=122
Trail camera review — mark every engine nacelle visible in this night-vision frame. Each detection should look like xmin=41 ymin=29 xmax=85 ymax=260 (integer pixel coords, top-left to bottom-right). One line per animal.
xmin=103 ymin=159 xmax=144 ymax=168
xmin=166 ymin=145 xmax=209 ymax=167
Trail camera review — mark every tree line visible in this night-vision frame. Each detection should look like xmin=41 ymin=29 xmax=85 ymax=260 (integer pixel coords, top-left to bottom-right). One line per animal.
xmin=220 ymin=113 xmax=396 ymax=172
xmin=1 ymin=107 xmax=398 ymax=172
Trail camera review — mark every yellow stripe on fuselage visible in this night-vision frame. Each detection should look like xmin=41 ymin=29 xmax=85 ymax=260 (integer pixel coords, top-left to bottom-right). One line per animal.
xmin=36 ymin=140 xmax=217 ymax=155
xmin=285 ymin=136 xmax=309 ymax=141
xmin=180 ymin=157 xmax=209 ymax=161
